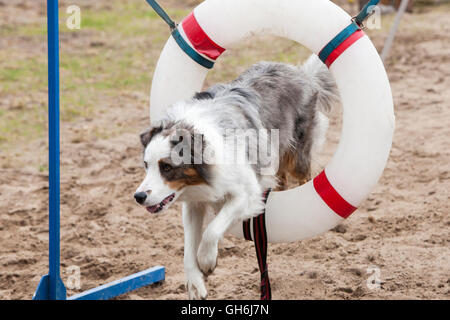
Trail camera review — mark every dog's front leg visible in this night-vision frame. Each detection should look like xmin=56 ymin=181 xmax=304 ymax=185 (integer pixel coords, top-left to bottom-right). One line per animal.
xmin=197 ymin=195 xmax=246 ymax=275
xmin=182 ymin=201 xmax=208 ymax=300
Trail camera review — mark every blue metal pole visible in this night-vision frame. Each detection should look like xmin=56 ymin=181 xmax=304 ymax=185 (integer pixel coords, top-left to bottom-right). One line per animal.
xmin=33 ymin=0 xmax=67 ymax=300
xmin=34 ymin=0 xmax=164 ymax=299
xmin=47 ymin=0 xmax=64 ymax=300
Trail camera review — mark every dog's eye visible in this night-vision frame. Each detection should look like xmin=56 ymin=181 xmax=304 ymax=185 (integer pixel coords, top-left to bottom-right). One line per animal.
xmin=160 ymin=162 xmax=173 ymax=173
xmin=144 ymin=161 xmax=148 ymax=169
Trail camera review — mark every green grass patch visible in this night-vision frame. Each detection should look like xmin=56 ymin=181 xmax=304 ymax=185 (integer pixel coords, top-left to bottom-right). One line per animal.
xmin=70 ymin=1 xmax=188 ymax=37
xmin=0 ymin=23 xmax=46 ymax=37
xmin=0 ymin=104 xmax=47 ymax=147
xmin=0 ymin=57 xmax=47 ymax=93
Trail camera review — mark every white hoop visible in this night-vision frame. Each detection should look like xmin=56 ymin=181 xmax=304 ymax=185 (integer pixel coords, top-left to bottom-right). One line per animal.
xmin=149 ymin=0 xmax=395 ymax=243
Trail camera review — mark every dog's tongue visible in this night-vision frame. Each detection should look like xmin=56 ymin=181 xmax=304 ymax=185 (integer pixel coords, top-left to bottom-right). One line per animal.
xmin=146 ymin=205 xmax=160 ymax=214
xmin=146 ymin=194 xmax=175 ymax=214
xmin=162 ymin=196 xmax=172 ymax=205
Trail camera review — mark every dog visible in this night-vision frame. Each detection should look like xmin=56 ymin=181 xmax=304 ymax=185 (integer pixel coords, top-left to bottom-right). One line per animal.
xmin=134 ymin=54 xmax=339 ymax=299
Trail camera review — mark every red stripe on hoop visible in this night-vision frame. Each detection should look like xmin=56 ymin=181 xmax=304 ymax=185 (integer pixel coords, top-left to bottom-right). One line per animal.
xmin=313 ymin=170 xmax=357 ymax=218
xmin=182 ymin=12 xmax=225 ymax=60
xmin=324 ymin=29 xmax=364 ymax=67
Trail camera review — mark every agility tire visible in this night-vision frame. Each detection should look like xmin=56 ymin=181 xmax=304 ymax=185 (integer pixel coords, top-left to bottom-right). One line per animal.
xmin=149 ymin=0 xmax=395 ymax=243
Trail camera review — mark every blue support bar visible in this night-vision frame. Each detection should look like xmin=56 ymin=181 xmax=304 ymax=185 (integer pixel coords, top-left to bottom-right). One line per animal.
xmin=68 ymin=266 xmax=165 ymax=300
xmin=34 ymin=0 xmax=165 ymax=300
xmin=33 ymin=0 xmax=67 ymax=300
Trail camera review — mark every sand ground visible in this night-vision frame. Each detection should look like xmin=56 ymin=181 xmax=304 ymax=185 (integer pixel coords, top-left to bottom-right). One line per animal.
xmin=0 ymin=0 xmax=449 ymax=299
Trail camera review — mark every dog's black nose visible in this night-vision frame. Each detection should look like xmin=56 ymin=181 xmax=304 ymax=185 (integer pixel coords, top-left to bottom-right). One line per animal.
xmin=134 ymin=192 xmax=147 ymax=204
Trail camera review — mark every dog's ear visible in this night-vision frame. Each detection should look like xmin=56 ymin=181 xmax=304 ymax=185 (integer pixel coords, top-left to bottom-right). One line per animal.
xmin=168 ymin=128 xmax=205 ymax=164
xmin=140 ymin=125 xmax=162 ymax=147
xmin=169 ymin=128 xmax=188 ymax=146
xmin=193 ymin=91 xmax=214 ymax=100
xmin=169 ymin=128 xmax=191 ymax=159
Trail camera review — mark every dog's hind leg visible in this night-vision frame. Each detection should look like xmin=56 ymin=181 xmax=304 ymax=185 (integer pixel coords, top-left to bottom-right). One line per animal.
xmin=182 ymin=201 xmax=208 ymax=300
xmin=274 ymin=170 xmax=288 ymax=191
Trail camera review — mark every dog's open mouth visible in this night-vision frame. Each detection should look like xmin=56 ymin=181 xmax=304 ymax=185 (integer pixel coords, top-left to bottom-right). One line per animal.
xmin=146 ymin=193 xmax=175 ymax=214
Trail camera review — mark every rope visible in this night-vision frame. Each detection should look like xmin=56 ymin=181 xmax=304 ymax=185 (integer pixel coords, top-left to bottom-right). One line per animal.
xmin=145 ymin=0 xmax=215 ymax=69
xmin=354 ymin=0 xmax=380 ymax=27
xmin=145 ymin=0 xmax=176 ymax=30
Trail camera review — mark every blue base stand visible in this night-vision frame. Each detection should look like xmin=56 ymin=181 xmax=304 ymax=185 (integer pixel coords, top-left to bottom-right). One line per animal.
xmin=68 ymin=266 xmax=165 ymax=300
xmin=33 ymin=267 xmax=165 ymax=300
xmin=33 ymin=274 xmax=67 ymax=300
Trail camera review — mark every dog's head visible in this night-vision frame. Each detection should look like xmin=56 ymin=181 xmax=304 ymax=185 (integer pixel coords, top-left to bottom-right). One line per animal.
xmin=134 ymin=122 xmax=209 ymax=214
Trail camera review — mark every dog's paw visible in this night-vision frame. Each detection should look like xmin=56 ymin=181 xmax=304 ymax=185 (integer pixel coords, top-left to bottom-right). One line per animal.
xmin=197 ymin=240 xmax=218 ymax=275
xmin=186 ymin=270 xmax=208 ymax=300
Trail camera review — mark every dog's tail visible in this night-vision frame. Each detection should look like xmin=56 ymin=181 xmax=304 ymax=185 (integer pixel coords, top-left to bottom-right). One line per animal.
xmin=300 ymin=54 xmax=340 ymax=157
xmin=301 ymin=54 xmax=340 ymax=114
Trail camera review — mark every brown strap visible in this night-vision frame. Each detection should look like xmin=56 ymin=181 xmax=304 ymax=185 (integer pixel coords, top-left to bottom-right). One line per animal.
xmin=242 ymin=189 xmax=272 ymax=300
